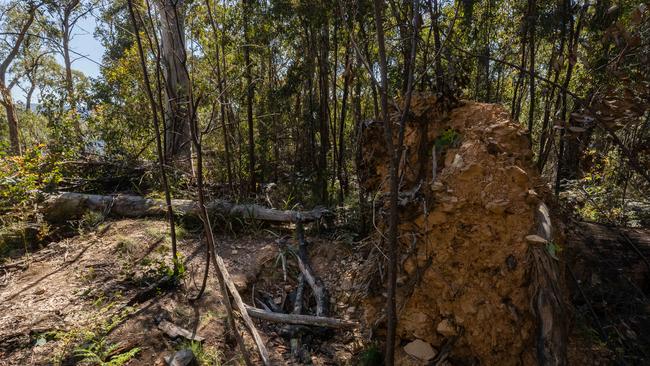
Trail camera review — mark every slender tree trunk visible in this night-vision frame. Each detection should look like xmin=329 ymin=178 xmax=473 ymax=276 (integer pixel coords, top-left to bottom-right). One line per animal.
xmin=374 ymin=1 xmax=420 ymax=364
xmin=25 ymin=78 xmax=36 ymax=112
xmin=555 ymin=2 xmax=585 ymax=195
xmin=353 ymin=74 xmax=366 ymax=235
xmin=330 ymin=16 xmax=339 ymax=192
xmin=243 ymin=0 xmax=256 ymax=193
xmin=372 ymin=2 xmax=396 ymax=359
xmin=317 ymin=17 xmax=330 ymax=204
xmin=494 ymin=66 xmax=503 ymax=102
xmin=511 ymin=23 xmax=527 ymax=119
xmin=62 ymin=22 xmax=75 ymax=109
xmin=537 ymin=12 xmax=566 ymax=171
xmin=0 ymin=86 xmax=21 ymax=155
xmin=205 ymin=0 xmax=233 ymax=191
xmin=0 ymin=3 xmax=39 ymax=155
xmin=432 ymin=0 xmax=443 ymax=92
xmin=127 ymin=0 xmax=179 ymax=275
xmin=337 ymin=42 xmax=353 ymax=203
xmin=526 ymin=0 xmax=537 ymax=146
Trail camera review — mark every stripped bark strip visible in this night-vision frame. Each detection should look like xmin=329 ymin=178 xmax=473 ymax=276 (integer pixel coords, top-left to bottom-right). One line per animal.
xmin=529 ymin=203 xmax=567 ymax=366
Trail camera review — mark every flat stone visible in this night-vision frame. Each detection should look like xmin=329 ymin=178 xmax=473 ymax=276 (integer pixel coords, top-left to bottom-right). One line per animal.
xmin=404 ymin=339 xmax=437 ymax=362
xmin=486 ymin=200 xmax=509 ymax=214
xmin=164 ymin=349 xmax=194 ymax=366
xmin=451 ymin=154 xmax=464 ymax=168
xmin=158 ymin=320 xmax=205 ymax=343
xmin=436 ymin=319 xmax=458 ymax=337
xmin=431 ymin=181 xmax=445 ymax=192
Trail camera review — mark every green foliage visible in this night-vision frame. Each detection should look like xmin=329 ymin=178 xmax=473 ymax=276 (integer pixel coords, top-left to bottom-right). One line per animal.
xmin=78 ymin=211 xmax=106 ymax=232
xmin=114 ymin=235 xmax=135 ymax=256
xmin=565 ymin=147 xmax=649 ymax=226
xmin=74 ymin=337 xmax=140 ymax=366
xmin=138 ymin=254 xmax=186 ymax=284
xmin=45 ymin=305 xmax=136 ymax=365
xmin=180 ymin=341 xmax=222 ymax=366
xmin=546 ymin=241 xmax=562 ymax=260
xmin=357 ymin=344 xmax=383 ymax=366
xmin=434 ymin=129 xmax=461 ymax=150
xmin=0 ymin=144 xmax=61 ymax=209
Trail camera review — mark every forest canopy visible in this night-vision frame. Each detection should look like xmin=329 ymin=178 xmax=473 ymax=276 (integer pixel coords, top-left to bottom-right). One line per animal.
xmin=1 ymin=0 xmax=647 ymax=226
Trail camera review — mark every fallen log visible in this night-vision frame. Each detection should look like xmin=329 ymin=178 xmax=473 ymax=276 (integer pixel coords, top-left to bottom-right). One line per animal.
xmin=244 ymin=305 xmax=357 ymax=329
xmin=41 ymin=192 xmax=330 ymax=224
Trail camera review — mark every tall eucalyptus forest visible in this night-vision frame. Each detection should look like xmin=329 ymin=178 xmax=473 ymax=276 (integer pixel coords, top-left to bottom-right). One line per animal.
xmin=0 ymin=0 xmax=649 ymax=365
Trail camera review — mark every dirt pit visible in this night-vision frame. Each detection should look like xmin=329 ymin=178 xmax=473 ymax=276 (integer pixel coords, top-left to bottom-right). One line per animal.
xmin=358 ymin=96 xmax=565 ymax=365
xmin=0 ymin=219 xmax=367 ymax=365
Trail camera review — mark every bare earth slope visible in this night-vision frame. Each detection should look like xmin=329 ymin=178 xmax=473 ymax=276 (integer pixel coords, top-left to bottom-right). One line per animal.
xmin=0 ymin=219 xmax=364 ymax=365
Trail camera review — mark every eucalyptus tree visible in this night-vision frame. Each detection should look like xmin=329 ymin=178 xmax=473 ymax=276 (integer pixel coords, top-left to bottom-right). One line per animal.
xmin=0 ymin=0 xmax=43 ymax=155
xmin=44 ymin=0 xmax=95 ymax=111
xmin=156 ymin=0 xmax=191 ymax=162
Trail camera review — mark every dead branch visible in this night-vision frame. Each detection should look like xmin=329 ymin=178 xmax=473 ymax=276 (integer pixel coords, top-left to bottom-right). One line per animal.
xmin=294 ymin=220 xmax=329 ymax=317
xmin=214 ymin=253 xmax=271 ymax=365
xmin=244 ymin=305 xmax=358 ymax=328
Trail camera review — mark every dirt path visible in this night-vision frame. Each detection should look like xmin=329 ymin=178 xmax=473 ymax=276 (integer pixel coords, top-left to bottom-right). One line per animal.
xmin=0 ymin=219 xmax=364 ymax=365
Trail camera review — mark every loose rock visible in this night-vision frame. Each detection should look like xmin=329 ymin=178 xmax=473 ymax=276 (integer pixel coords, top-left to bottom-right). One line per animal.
xmin=437 ymin=319 xmax=458 ymax=337
xmin=164 ymin=349 xmax=194 ymax=366
xmin=404 ymin=339 xmax=437 ymax=362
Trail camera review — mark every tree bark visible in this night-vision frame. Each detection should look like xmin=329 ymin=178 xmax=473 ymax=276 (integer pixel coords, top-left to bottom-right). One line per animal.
xmin=62 ymin=7 xmax=76 ymax=109
xmin=0 ymin=87 xmax=21 ymax=155
xmin=157 ymin=0 xmax=191 ymax=162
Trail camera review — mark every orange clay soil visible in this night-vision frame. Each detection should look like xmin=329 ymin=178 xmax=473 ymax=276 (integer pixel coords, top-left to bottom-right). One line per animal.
xmin=359 ymin=95 xmax=563 ymax=365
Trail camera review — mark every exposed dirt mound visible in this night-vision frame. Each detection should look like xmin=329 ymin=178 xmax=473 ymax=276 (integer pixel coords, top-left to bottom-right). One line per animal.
xmin=359 ymin=96 xmax=565 ymax=365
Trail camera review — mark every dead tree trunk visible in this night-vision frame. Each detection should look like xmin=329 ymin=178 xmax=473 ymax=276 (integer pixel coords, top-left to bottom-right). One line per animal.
xmin=41 ymin=192 xmax=330 ymax=224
